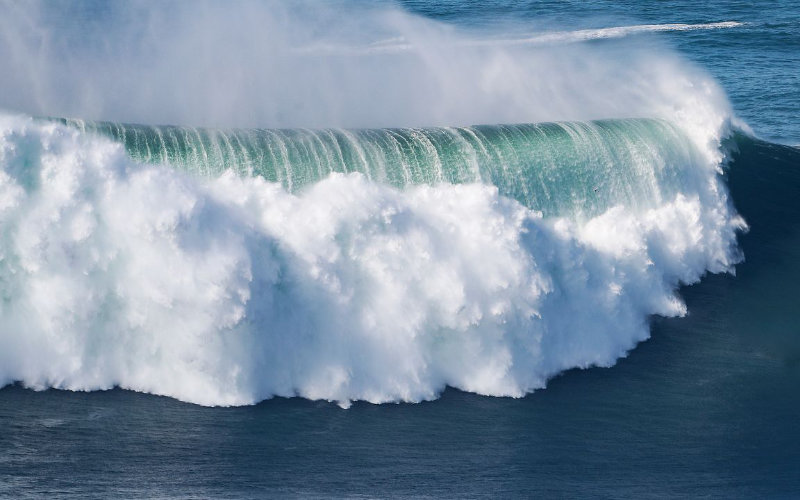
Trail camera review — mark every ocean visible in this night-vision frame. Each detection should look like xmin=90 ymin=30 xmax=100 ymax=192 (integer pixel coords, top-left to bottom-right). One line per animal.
xmin=0 ymin=0 xmax=798 ymax=497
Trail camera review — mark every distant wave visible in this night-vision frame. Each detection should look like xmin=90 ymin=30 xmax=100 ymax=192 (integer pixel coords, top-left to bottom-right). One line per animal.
xmin=487 ymin=21 xmax=745 ymax=46
xmin=297 ymin=21 xmax=744 ymax=55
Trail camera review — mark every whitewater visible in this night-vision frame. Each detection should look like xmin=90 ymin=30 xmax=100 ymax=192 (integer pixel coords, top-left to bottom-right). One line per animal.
xmin=0 ymin=113 xmax=744 ymax=407
xmin=0 ymin=1 xmax=748 ymax=408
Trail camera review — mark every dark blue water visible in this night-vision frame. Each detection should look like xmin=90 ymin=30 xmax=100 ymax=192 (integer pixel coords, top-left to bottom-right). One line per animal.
xmin=2 ymin=1 xmax=800 ymax=498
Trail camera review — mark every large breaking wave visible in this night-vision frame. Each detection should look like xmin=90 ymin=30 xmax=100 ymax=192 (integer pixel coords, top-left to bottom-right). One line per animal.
xmin=59 ymin=118 xmax=706 ymax=218
xmin=0 ymin=0 xmax=751 ymax=407
xmin=0 ymin=113 xmax=744 ymax=407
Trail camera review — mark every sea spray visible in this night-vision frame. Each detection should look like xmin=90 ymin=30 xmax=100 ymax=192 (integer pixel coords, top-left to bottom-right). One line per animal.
xmin=0 ymin=2 xmax=733 ymax=141
xmin=56 ymin=118 xmax=707 ymax=219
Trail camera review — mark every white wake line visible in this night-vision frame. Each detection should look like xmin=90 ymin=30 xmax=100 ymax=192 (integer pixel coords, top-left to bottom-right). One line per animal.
xmin=296 ymin=21 xmax=744 ymax=55
xmin=481 ymin=21 xmax=745 ymax=46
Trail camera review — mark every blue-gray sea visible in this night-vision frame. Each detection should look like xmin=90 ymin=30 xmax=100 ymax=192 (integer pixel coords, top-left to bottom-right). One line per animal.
xmin=0 ymin=1 xmax=799 ymax=498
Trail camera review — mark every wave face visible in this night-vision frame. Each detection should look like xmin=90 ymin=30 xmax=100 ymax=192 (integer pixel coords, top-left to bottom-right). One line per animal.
xmin=60 ymin=118 xmax=703 ymax=218
xmin=0 ymin=114 xmax=744 ymax=406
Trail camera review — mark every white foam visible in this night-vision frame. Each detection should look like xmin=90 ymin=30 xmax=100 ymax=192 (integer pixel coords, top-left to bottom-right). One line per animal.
xmin=0 ymin=115 xmax=744 ymax=407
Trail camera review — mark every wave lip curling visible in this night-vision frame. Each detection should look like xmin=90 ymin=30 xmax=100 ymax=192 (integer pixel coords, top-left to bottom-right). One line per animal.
xmin=0 ymin=1 xmax=748 ymax=407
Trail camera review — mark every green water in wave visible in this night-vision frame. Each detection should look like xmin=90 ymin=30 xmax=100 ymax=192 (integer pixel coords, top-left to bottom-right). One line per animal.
xmin=57 ymin=118 xmax=702 ymax=217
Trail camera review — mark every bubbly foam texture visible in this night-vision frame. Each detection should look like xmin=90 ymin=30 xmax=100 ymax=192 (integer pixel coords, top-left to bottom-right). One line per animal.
xmin=0 ymin=115 xmax=744 ymax=407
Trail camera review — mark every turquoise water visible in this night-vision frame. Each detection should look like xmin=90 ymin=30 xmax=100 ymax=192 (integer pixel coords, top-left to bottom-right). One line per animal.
xmin=1 ymin=1 xmax=800 ymax=498
xmin=58 ymin=117 xmax=699 ymax=217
